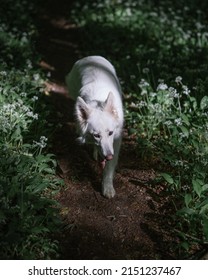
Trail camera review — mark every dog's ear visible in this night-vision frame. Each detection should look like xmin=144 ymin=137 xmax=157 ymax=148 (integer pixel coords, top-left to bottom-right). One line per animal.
xmin=76 ymin=97 xmax=91 ymax=123
xmin=104 ymin=92 xmax=118 ymax=118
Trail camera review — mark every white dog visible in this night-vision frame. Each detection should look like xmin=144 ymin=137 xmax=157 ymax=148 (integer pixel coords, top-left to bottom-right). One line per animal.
xmin=65 ymin=56 xmax=123 ymax=198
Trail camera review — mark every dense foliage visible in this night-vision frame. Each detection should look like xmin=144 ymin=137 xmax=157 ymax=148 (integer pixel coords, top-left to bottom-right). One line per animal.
xmin=0 ymin=0 xmax=62 ymax=259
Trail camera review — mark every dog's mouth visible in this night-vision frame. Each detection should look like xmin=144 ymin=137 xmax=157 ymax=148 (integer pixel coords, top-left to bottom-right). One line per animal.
xmin=100 ymin=159 xmax=107 ymax=169
xmin=100 ymin=154 xmax=113 ymax=169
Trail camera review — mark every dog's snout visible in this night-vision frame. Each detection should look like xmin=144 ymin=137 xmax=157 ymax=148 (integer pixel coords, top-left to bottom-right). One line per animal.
xmin=105 ymin=154 xmax=113 ymax=161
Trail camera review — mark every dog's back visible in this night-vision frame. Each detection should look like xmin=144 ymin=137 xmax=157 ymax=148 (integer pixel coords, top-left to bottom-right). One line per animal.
xmin=66 ymin=56 xmax=122 ymax=101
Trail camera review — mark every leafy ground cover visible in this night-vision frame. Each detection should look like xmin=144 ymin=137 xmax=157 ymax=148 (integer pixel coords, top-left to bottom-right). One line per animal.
xmin=0 ymin=0 xmax=62 ymax=259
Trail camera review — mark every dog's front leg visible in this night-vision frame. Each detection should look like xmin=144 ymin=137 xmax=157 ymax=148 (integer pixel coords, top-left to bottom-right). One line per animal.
xmin=102 ymin=137 xmax=121 ymax=198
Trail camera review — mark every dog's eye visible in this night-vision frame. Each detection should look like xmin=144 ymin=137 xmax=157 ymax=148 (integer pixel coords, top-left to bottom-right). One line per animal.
xmin=109 ymin=131 xmax=113 ymax=136
xmin=93 ymin=133 xmax=101 ymax=139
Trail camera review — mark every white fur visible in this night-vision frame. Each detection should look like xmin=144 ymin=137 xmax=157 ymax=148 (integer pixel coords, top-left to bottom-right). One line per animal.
xmin=65 ymin=56 xmax=123 ymax=198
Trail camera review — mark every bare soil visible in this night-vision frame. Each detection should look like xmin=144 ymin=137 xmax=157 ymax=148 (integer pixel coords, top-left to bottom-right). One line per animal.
xmin=36 ymin=0 xmax=177 ymax=260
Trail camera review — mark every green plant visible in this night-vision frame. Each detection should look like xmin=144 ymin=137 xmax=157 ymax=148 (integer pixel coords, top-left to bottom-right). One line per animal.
xmin=0 ymin=68 xmax=63 ymax=259
xmin=70 ymin=0 xmax=208 ymax=99
xmin=0 ymin=0 xmax=63 ymax=259
xmin=125 ymin=77 xmax=208 ymax=255
xmin=0 ymin=145 xmax=61 ymax=259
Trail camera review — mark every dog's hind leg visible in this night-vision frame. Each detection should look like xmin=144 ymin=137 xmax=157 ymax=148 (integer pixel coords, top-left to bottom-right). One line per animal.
xmin=102 ymin=137 xmax=121 ymax=198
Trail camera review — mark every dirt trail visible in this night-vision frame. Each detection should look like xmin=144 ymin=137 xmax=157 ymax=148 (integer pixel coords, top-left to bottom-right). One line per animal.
xmin=36 ymin=0 xmax=175 ymax=259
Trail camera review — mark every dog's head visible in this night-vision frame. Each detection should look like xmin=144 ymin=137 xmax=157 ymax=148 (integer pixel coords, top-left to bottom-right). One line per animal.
xmin=75 ymin=92 xmax=120 ymax=162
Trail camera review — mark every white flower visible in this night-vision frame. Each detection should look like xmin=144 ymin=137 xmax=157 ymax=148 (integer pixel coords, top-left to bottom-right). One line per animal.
xmin=138 ymin=101 xmax=147 ymax=108
xmin=182 ymin=85 xmax=190 ymax=95
xmin=168 ymin=87 xmax=176 ymax=95
xmin=20 ymin=92 xmax=27 ymax=98
xmin=174 ymin=118 xmax=182 ymax=126
xmin=26 ymin=111 xmax=34 ymax=118
xmin=26 ymin=59 xmax=32 ymax=69
xmin=21 ymin=35 xmax=28 ymax=43
xmin=174 ymin=160 xmax=184 ymax=167
xmin=142 ymin=67 xmax=150 ymax=74
xmin=33 ymin=136 xmax=48 ymax=149
xmin=196 ymin=22 xmax=204 ymax=30
xmin=32 ymin=96 xmax=39 ymax=102
xmin=173 ymin=92 xmax=179 ymax=98
xmin=179 ymin=132 xmax=187 ymax=139
xmin=164 ymin=120 xmax=172 ymax=126
xmin=0 ymin=71 xmax=7 ymax=76
xmin=33 ymin=73 xmax=40 ymax=81
xmin=26 ymin=111 xmax=38 ymax=120
xmin=141 ymin=89 xmax=147 ymax=95
xmin=130 ymin=102 xmax=137 ymax=108
xmin=150 ymin=92 xmax=157 ymax=98
xmin=33 ymin=113 xmax=39 ymax=120
xmin=157 ymin=83 xmax=168 ymax=91
xmin=126 ymin=7 xmax=132 ymax=16
xmin=139 ymin=79 xmax=150 ymax=88
xmin=154 ymin=103 xmax=162 ymax=112
xmin=175 ymin=76 xmax=182 ymax=84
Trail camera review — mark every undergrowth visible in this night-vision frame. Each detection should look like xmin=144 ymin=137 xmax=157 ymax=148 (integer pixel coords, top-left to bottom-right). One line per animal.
xmin=125 ymin=77 xmax=208 ymax=257
xmin=0 ymin=0 xmax=62 ymax=259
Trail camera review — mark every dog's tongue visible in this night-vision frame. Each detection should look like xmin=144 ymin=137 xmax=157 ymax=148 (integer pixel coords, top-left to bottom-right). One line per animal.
xmin=100 ymin=159 xmax=106 ymax=169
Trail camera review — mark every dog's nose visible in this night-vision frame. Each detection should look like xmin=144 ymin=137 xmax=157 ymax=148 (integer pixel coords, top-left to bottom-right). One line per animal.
xmin=105 ymin=154 xmax=113 ymax=161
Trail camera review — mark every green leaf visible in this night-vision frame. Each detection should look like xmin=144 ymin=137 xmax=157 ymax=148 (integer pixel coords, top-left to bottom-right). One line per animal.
xmin=161 ymin=173 xmax=174 ymax=184
xmin=32 ymin=227 xmax=50 ymax=234
xmin=184 ymin=194 xmax=192 ymax=207
xmin=0 ymin=210 xmax=6 ymax=221
xmin=181 ymin=114 xmax=190 ymax=126
xmin=180 ymin=125 xmax=189 ymax=137
xmin=181 ymin=242 xmax=189 ymax=251
xmin=199 ymin=204 xmax=208 ymax=215
xmin=198 ymin=198 xmax=208 ymax=208
xmin=203 ymin=219 xmax=208 ymax=240
xmin=178 ymin=207 xmax=195 ymax=215
xmin=200 ymin=96 xmax=208 ymax=110
xmin=202 ymin=184 xmax=208 ymax=192
xmin=192 ymin=179 xmax=202 ymax=197
xmin=128 ymin=128 xmax=137 ymax=135
xmin=190 ymin=96 xmax=197 ymax=110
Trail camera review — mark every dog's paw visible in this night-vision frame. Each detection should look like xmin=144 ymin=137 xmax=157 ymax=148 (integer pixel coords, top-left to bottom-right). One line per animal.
xmin=102 ymin=186 xmax=116 ymax=198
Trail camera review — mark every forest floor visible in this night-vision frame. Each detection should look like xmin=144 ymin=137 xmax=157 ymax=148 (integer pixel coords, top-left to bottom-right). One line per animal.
xmin=36 ymin=0 xmax=177 ymax=259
